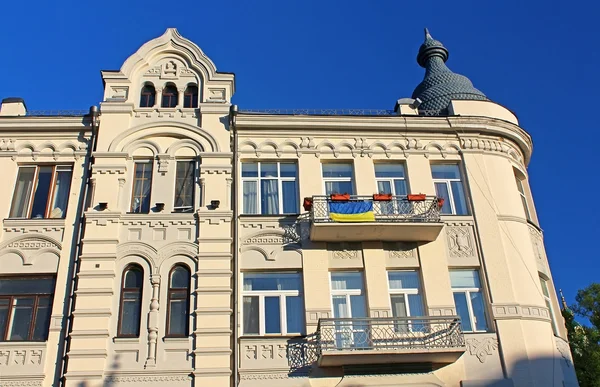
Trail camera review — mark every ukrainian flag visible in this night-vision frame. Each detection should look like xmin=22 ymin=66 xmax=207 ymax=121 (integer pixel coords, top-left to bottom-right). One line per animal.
xmin=328 ymin=201 xmax=375 ymax=222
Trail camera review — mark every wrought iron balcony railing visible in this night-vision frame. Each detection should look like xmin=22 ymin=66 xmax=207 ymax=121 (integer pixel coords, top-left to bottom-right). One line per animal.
xmin=316 ymin=316 xmax=465 ymax=355
xmin=310 ymin=195 xmax=441 ymax=223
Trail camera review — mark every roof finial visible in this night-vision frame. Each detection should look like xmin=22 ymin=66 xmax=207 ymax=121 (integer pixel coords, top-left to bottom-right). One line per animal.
xmin=424 ymin=28 xmax=432 ymax=41
xmin=559 ymin=289 xmax=568 ymax=310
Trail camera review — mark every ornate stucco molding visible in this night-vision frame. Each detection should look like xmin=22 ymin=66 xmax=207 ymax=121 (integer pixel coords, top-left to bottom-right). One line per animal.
xmin=491 ymin=303 xmax=552 ymax=321
xmin=466 ymin=336 xmax=498 ymax=363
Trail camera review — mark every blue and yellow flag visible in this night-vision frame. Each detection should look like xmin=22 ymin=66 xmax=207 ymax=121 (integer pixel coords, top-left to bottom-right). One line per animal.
xmin=328 ymin=201 xmax=375 ymax=222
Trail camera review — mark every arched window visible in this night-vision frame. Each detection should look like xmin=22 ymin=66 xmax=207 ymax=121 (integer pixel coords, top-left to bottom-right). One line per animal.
xmin=118 ymin=265 xmax=144 ymax=337
xmin=140 ymin=84 xmax=156 ymax=108
xmin=162 ymin=84 xmax=178 ymax=108
xmin=183 ymin=85 xmax=199 ymax=108
xmin=166 ymin=265 xmax=190 ymax=336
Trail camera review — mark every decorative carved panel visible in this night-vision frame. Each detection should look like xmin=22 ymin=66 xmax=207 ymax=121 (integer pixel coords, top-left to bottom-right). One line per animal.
xmin=466 ymin=337 xmax=498 ymax=363
xmin=383 ymin=242 xmax=416 ymax=259
xmin=328 ymin=242 xmax=362 ymax=260
xmin=446 ymin=223 xmax=476 ymax=258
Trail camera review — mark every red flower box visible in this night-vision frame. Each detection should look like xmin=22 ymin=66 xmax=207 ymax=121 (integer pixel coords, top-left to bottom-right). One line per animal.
xmin=437 ymin=198 xmax=445 ymax=208
xmin=407 ymin=194 xmax=426 ymax=201
xmin=373 ymin=193 xmax=393 ymax=201
xmin=303 ymin=197 xmax=313 ymax=211
xmin=330 ymin=193 xmax=351 ymax=201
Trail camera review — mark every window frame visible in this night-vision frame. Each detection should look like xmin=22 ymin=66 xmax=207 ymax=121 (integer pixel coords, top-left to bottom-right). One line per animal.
xmin=241 ymin=161 xmax=299 ymax=215
xmin=161 ymin=84 xmax=179 ymax=108
xmin=241 ymin=272 xmax=304 ymax=336
xmin=387 ymin=270 xmax=423 ymax=318
xmin=140 ymin=83 xmax=156 ymax=108
xmin=9 ymin=165 xmax=73 ymax=219
xmin=165 ymin=265 xmax=191 ymax=338
xmin=329 ymin=271 xmax=366 ymax=318
xmin=183 ymin=84 xmax=199 ymax=108
xmin=130 ymin=160 xmax=154 ymax=214
xmin=321 ymin=162 xmax=355 ymax=195
xmin=374 ymin=163 xmax=409 ymax=196
xmin=117 ymin=265 xmax=144 ymax=338
xmin=173 ymin=159 xmax=197 ymax=211
xmin=450 ymin=269 xmax=488 ymax=333
xmin=431 ymin=163 xmax=469 ymax=215
xmin=539 ymin=275 xmax=559 ymax=336
xmin=0 ymin=275 xmax=55 ymax=342
xmin=514 ymin=171 xmax=532 ymax=222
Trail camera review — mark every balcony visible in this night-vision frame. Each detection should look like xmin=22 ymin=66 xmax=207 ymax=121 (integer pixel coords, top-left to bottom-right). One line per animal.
xmin=308 ymin=195 xmax=443 ymax=242
xmin=315 ymin=316 xmax=465 ymax=367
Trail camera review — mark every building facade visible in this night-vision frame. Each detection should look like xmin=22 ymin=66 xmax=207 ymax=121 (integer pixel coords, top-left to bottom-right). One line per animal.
xmin=0 ymin=29 xmax=579 ymax=386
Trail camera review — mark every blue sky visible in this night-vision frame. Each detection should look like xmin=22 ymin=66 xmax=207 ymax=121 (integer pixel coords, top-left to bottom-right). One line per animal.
xmin=1 ymin=1 xmax=598 ymax=312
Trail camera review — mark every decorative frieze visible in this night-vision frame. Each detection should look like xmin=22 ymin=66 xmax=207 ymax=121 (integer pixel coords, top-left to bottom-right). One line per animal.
xmin=466 ymin=337 xmax=498 ymax=363
xmin=104 ymin=375 xmax=191 ymax=383
xmin=445 ymin=222 xmax=476 ymax=258
xmin=328 ymin=242 xmax=362 ymax=260
xmin=383 ymin=242 xmax=417 ymax=259
xmin=492 ymin=303 xmax=551 ymax=321
xmin=0 ymin=346 xmax=44 ymax=367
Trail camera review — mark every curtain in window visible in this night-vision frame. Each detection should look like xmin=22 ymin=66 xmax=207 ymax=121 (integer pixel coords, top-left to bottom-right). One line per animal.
xmin=50 ymin=170 xmax=72 ymax=218
xmin=450 ymin=270 xmax=480 ymax=288
xmin=10 ymin=168 xmax=35 ymax=218
xmin=260 ymin=180 xmax=279 ymax=215
xmin=243 ymin=181 xmax=257 ymax=214
xmin=388 ymin=272 xmax=420 ymax=289
xmin=286 ymin=296 xmax=303 ymax=333
xmin=331 ymin=273 xmax=363 ymax=290
xmin=282 ymin=181 xmax=298 ymax=213
xmin=30 ymin=167 xmax=53 ymax=219
xmin=243 ymin=296 xmax=259 ymax=334
xmin=434 ymin=182 xmax=452 ymax=214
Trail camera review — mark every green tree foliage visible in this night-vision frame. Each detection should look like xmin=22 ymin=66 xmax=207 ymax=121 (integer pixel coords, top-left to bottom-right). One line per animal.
xmin=564 ymin=284 xmax=600 ymax=386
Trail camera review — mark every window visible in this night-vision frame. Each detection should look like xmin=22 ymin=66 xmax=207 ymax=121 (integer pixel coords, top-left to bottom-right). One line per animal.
xmin=322 ymin=163 xmax=354 ymax=195
xmin=388 ymin=271 xmax=424 ymax=318
xmin=241 ymin=162 xmax=298 ymax=215
xmin=10 ymin=165 xmax=73 ymax=219
xmin=131 ymin=161 xmax=153 ymax=213
xmin=140 ymin=84 xmax=156 ymax=108
xmin=174 ymin=160 xmax=195 ymax=210
xmin=539 ymin=275 xmax=559 ymax=335
xmin=161 ymin=85 xmax=178 ymax=108
xmin=242 ymin=273 xmax=304 ymax=335
xmin=166 ymin=266 xmax=190 ymax=337
xmin=117 ymin=266 xmax=143 ymax=337
xmin=431 ymin=164 xmax=468 ymax=215
xmin=450 ymin=270 xmax=488 ymax=332
xmin=330 ymin=272 xmax=367 ymax=348
xmin=183 ymin=85 xmax=199 ymax=108
xmin=515 ymin=173 xmax=532 ymax=221
xmin=0 ymin=277 xmax=55 ymax=341
xmin=375 ymin=164 xmax=408 ymax=196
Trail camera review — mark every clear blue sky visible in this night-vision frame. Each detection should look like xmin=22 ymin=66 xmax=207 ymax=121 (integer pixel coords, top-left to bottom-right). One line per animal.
xmin=1 ymin=1 xmax=598 ymax=310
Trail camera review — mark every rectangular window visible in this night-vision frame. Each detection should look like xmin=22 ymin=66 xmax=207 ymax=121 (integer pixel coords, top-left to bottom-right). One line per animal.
xmin=0 ymin=277 xmax=55 ymax=341
xmin=9 ymin=166 xmax=73 ymax=219
xmin=322 ymin=163 xmax=354 ymax=195
xmin=540 ymin=276 xmax=559 ymax=335
xmin=174 ymin=160 xmax=195 ymax=210
xmin=131 ymin=161 xmax=153 ymax=213
xmin=388 ymin=271 xmax=425 ymax=332
xmin=515 ymin=173 xmax=532 ymax=221
xmin=450 ymin=270 xmax=488 ymax=332
xmin=241 ymin=162 xmax=299 ymax=215
xmin=242 ymin=273 xmax=304 ymax=335
xmin=330 ymin=272 xmax=367 ymax=349
xmin=431 ymin=164 xmax=468 ymax=215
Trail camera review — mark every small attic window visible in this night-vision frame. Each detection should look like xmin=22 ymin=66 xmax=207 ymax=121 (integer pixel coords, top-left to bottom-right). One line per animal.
xmin=183 ymin=85 xmax=199 ymax=108
xmin=162 ymin=84 xmax=178 ymax=108
xmin=140 ymin=83 xmax=156 ymax=108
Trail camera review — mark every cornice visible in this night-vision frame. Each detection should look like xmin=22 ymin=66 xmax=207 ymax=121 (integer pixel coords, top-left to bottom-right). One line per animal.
xmin=0 ymin=116 xmax=92 ymax=131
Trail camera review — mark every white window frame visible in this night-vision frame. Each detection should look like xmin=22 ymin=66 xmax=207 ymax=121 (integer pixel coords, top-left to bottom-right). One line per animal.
xmin=241 ymin=273 xmax=303 ymax=336
xmin=321 ymin=163 xmax=355 ymax=195
xmin=431 ymin=164 xmax=467 ymax=215
xmin=450 ymin=271 xmax=488 ymax=333
xmin=329 ymin=271 xmax=365 ymax=318
xmin=374 ymin=163 xmax=408 ymax=196
xmin=173 ymin=159 xmax=198 ymax=212
xmin=515 ymin=173 xmax=532 ymax=221
xmin=241 ymin=161 xmax=298 ymax=214
xmin=387 ymin=270 xmax=422 ymax=317
xmin=539 ymin=275 xmax=559 ymax=335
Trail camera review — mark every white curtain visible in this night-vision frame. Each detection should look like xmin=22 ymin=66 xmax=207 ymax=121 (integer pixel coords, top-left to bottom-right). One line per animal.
xmin=388 ymin=271 xmax=420 ymax=290
xmin=50 ymin=170 xmax=72 ymax=218
xmin=449 ymin=270 xmax=480 ymax=288
xmin=260 ymin=180 xmax=279 ymax=214
xmin=243 ymin=181 xmax=257 ymax=214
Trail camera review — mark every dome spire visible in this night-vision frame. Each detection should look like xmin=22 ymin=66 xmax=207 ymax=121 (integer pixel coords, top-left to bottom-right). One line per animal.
xmin=411 ymin=28 xmax=488 ymax=113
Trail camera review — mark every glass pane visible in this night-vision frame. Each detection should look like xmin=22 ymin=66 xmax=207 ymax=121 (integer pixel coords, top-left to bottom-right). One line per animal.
xmin=286 ymin=296 xmax=303 ymax=334
xmin=124 ymin=268 xmax=143 ymax=288
xmin=243 ymin=296 xmax=259 ymax=334
xmin=242 ymin=181 xmax=258 ymax=214
xmin=49 ymin=169 xmax=72 ymax=218
xmin=0 ymin=278 xmax=55 ymax=295
xmin=546 ymin=299 xmax=558 ymax=335
xmin=331 ymin=272 xmax=363 ymax=290
xmin=451 ymin=181 xmax=468 ymax=215
xmin=9 ymin=297 xmax=34 ymax=340
xmin=431 ymin=164 xmax=461 ymax=179
xmin=120 ymin=295 xmax=141 ymax=336
xmin=434 ymin=182 xmax=452 ymax=214
xmin=390 ymin=294 xmax=407 ymax=318
xmin=282 ymin=181 xmax=298 ymax=213
xmin=453 ymin=292 xmax=473 ymax=332
xmin=170 ymin=267 xmax=190 ymax=289
xmin=322 ymin=164 xmax=353 ymax=178
xmin=0 ymin=299 xmax=9 ymax=340
xmin=408 ymin=294 xmax=424 ymax=317
xmin=280 ymin=163 xmax=297 ymax=178
xmin=394 ymin=180 xmax=408 ymax=196
xmin=325 ymin=181 xmax=354 ymax=195
xmin=350 ymin=295 xmax=367 ymax=318
xmin=388 ymin=271 xmax=420 ymax=289
xmin=10 ymin=167 xmax=35 ymax=218
xmin=375 ymin=164 xmax=405 ymax=178
xmin=539 ymin=277 xmax=550 ymax=297
xmin=260 ymin=180 xmax=279 ymax=215
xmin=241 ymin=163 xmax=258 ymax=177
xmin=377 ymin=181 xmax=392 ymax=194
xmin=264 ymin=297 xmax=281 ymax=334
xmin=470 ymin=292 xmax=488 ymax=331
xmin=243 ymin=273 xmax=301 ymax=291
xmin=260 ymin=163 xmax=278 ymax=177
xmin=174 ymin=161 xmax=194 ymax=208
xmin=132 ymin=162 xmax=152 ymax=213
xmin=332 ymin=296 xmax=349 ymax=318
xmin=521 ymin=196 xmax=531 ymax=220
xmin=515 ymin=176 xmax=525 ymax=194
xmin=30 ymin=166 xmax=53 ymax=218
xmin=168 ymin=298 xmax=187 ymax=335
xmin=450 ymin=270 xmax=481 ymax=288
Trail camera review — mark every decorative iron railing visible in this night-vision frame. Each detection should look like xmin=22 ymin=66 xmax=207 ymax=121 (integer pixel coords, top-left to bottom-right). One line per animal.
xmin=237 ymin=108 xmax=449 ymax=117
xmin=310 ymin=195 xmax=441 ymax=223
xmin=24 ymin=110 xmax=90 ymax=117
xmin=316 ymin=316 xmax=465 ymax=355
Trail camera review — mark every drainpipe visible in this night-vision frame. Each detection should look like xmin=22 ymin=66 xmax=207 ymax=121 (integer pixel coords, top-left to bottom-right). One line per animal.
xmin=230 ymin=104 xmax=239 ymax=386
xmin=57 ymin=105 xmax=99 ymax=386
xmin=454 ymin=128 xmax=509 ymax=380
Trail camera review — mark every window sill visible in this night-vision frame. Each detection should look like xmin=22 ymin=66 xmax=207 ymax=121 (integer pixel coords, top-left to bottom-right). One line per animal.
xmin=239 ymin=334 xmax=305 ymax=340
xmin=163 ymin=336 xmax=190 ymax=343
xmin=113 ymin=337 xmax=140 ymax=344
xmin=0 ymin=341 xmax=48 ymax=347
xmin=239 ymin=214 xmax=301 ymax=217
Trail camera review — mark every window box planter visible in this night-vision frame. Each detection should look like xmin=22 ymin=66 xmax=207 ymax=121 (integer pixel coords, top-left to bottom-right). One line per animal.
xmin=330 ymin=193 xmax=351 ymax=201
xmin=373 ymin=193 xmax=393 ymax=201
xmin=407 ymin=194 xmax=426 ymax=201
xmin=303 ymin=197 xmax=313 ymax=211
xmin=437 ymin=198 xmax=445 ymax=208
